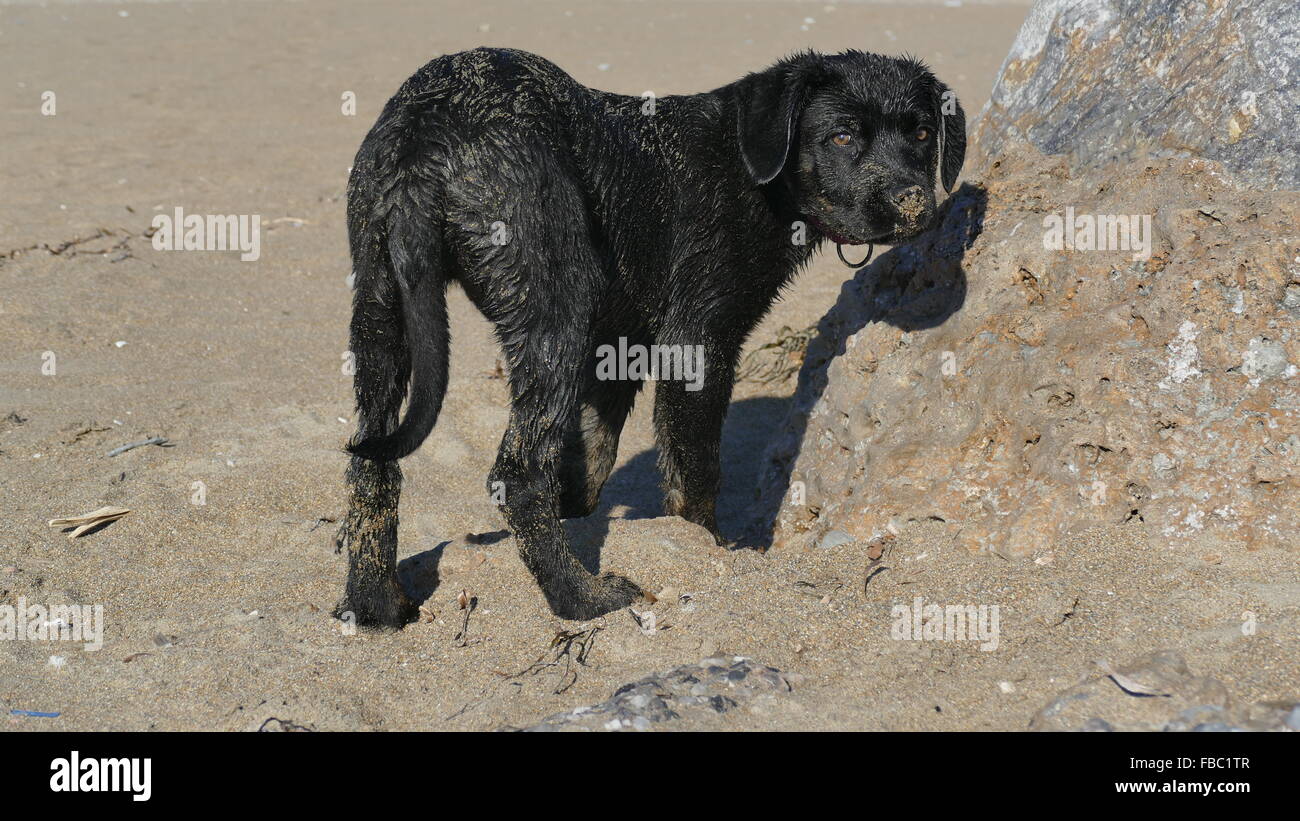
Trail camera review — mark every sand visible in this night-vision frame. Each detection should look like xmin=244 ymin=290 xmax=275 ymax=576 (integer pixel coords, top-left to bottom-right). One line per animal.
xmin=3 ymin=0 xmax=1295 ymax=732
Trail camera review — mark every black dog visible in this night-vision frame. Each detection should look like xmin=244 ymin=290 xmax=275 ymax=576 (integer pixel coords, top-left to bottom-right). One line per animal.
xmin=336 ymin=47 xmax=965 ymax=628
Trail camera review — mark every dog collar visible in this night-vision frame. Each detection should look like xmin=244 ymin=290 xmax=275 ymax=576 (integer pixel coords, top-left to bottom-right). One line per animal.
xmin=836 ymin=243 xmax=874 ymax=269
xmin=806 ymin=214 xmax=874 ymax=268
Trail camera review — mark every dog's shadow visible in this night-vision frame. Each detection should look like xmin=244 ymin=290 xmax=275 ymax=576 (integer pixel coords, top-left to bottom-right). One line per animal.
xmin=565 ymin=183 xmax=985 ymax=566
xmin=562 ymin=393 xmax=793 ymax=571
xmin=743 ymin=182 xmax=986 ymax=547
xmin=397 ymin=540 xmax=448 ymax=604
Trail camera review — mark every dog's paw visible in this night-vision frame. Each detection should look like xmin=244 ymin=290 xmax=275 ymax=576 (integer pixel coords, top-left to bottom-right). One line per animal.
xmin=671 ymin=507 xmax=731 ymax=547
xmin=547 ymin=572 xmax=643 ymax=621
xmin=594 ymin=571 xmax=644 ymax=610
xmin=333 ymin=582 xmax=419 ymax=631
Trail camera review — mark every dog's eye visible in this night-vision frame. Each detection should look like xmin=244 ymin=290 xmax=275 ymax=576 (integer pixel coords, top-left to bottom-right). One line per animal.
xmin=915 ymin=128 xmax=931 ymax=141
xmin=831 ymin=132 xmax=853 ymax=147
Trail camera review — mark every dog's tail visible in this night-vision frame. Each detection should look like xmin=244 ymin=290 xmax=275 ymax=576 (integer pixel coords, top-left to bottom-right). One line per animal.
xmin=346 ymin=200 xmax=450 ymax=463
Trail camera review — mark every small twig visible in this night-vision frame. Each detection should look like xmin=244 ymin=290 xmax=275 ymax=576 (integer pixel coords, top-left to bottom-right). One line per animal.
xmin=1095 ymin=660 xmax=1172 ymax=697
xmin=445 ymin=622 xmax=605 ymax=719
xmin=307 ymin=516 xmax=336 ymax=533
xmin=454 ymin=589 xmax=478 ymax=646
xmin=863 ymin=561 xmax=889 ymax=589
xmin=795 ymin=579 xmax=844 ymax=599
xmin=863 ymin=533 xmax=896 ymax=592
xmin=47 ymin=229 xmax=114 ymax=256
xmin=501 ymin=625 xmax=604 ymax=695
xmin=258 ymin=716 xmax=314 ymax=732
xmin=108 ymin=436 xmax=170 ymax=457
xmin=48 ymin=505 xmax=131 ymax=538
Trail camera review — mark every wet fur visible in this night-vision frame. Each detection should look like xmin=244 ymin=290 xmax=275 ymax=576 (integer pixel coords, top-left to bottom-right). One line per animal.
xmin=336 ymin=47 xmax=965 ymax=628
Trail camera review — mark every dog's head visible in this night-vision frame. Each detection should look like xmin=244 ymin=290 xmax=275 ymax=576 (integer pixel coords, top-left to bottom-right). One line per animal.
xmin=736 ymin=50 xmax=966 ymax=246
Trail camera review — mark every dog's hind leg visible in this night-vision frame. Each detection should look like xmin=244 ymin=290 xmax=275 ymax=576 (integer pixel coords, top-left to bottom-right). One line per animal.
xmin=335 ymin=456 xmax=418 ymax=630
xmin=334 ymin=169 xmax=448 ymax=630
xmin=335 ymin=304 xmax=422 ymax=628
xmin=334 ymin=258 xmax=426 ymax=629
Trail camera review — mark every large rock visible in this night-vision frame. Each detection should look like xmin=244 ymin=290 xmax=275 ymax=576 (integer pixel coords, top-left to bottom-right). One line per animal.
xmin=752 ymin=0 xmax=1300 ymax=561
xmin=971 ymin=0 xmax=1300 ymax=191
xmin=755 ymin=147 xmax=1299 ymax=558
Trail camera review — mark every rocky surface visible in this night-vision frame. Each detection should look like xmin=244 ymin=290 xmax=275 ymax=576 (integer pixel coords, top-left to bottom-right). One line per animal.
xmin=1030 ymin=650 xmax=1300 ymax=731
xmin=756 ymin=146 xmax=1300 ymax=559
xmin=755 ymin=0 xmax=1300 ymax=563
xmin=971 ymin=0 xmax=1300 ymax=191
xmin=740 ymin=0 xmax=1300 ymax=733
xmin=510 ymin=657 xmax=795 ymax=731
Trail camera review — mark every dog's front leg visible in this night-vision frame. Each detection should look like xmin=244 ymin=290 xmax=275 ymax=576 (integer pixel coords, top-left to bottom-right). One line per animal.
xmin=652 ymin=344 xmax=736 ymax=546
xmin=557 ymin=376 xmax=640 ymax=519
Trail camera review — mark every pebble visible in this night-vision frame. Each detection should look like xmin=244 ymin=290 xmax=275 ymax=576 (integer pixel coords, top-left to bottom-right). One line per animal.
xmin=512 ymin=657 xmax=794 ymax=732
xmin=1280 ymin=705 xmax=1300 ymax=731
xmin=817 ymin=529 xmax=854 ymax=550
xmin=1032 ymin=652 xmax=1299 ymax=732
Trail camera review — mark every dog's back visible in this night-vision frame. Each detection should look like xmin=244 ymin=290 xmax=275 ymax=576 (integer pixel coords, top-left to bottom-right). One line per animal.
xmin=344 ymin=48 xmax=737 ymax=458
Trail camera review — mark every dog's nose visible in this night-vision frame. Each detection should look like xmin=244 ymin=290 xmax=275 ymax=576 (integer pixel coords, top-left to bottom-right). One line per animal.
xmin=890 ymin=184 xmax=925 ymax=208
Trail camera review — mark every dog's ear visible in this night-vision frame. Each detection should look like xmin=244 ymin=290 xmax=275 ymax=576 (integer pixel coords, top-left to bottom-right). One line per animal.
xmin=736 ymin=58 xmax=823 ymax=185
xmin=934 ymin=82 xmax=966 ymax=194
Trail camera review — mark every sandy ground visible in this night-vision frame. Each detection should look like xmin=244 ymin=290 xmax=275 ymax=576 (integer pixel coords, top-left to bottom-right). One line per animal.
xmin=3 ymin=0 xmax=1295 ymax=732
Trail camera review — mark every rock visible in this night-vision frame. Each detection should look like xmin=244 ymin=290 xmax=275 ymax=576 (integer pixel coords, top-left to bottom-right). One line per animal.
xmin=1030 ymin=651 xmax=1299 ymax=732
xmin=736 ymin=0 xmax=1299 ymax=725
xmin=755 ymin=145 xmax=1300 ymax=557
xmin=1286 ymin=705 xmax=1300 ymax=731
xmin=971 ymin=0 xmax=1300 ymax=191
xmin=507 ymin=657 xmax=794 ymax=731
xmin=816 ymin=529 xmax=855 ymax=550
xmin=752 ymin=0 xmax=1300 ymax=559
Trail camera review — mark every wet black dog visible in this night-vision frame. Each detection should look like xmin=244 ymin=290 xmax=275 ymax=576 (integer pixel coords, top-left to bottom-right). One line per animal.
xmin=337 ymin=48 xmax=965 ymax=628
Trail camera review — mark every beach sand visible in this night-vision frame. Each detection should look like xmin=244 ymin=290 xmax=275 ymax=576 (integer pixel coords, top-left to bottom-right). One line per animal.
xmin=3 ymin=0 xmax=1296 ymax=731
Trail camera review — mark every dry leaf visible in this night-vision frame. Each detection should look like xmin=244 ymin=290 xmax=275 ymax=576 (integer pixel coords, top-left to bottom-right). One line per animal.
xmin=865 ymin=532 xmax=895 ymax=561
xmin=48 ymin=505 xmax=130 ymax=538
